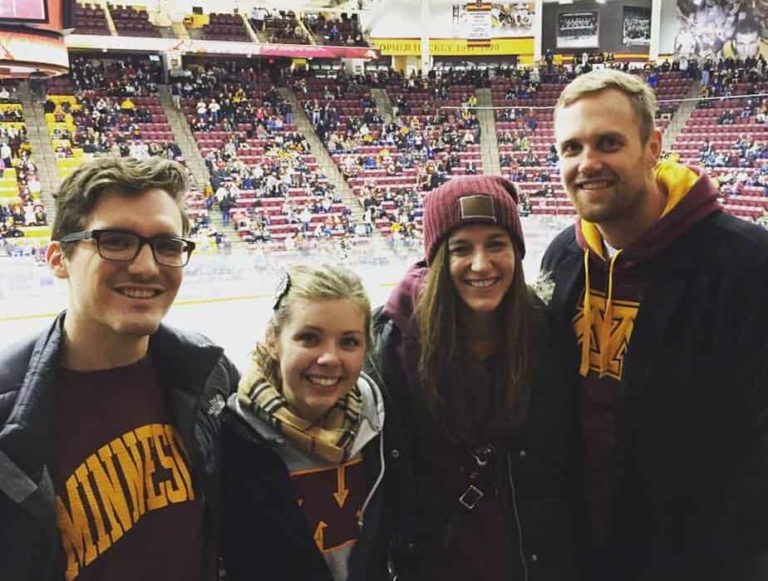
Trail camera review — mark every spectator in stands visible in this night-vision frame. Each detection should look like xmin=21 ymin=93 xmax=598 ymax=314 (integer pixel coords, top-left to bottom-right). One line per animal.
xmin=374 ymin=175 xmax=578 ymax=580
xmin=0 ymin=156 xmax=238 ymax=580
xmin=0 ymin=141 xmax=12 ymax=167
xmin=718 ymin=108 xmax=736 ymax=124
xmin=544 ymin=67 xmax=768 ymax=581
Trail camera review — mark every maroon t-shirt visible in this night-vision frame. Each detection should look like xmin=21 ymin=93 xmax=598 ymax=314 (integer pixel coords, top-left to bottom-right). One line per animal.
xmin=50 ymin=358 xmax=209 ymax=581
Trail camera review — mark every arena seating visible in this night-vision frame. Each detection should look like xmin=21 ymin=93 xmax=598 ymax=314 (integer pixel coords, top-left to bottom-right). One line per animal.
xmin=73 ymin=3 xmax=110 ymax=36
xmin=201 ymin=13 xmax=251 ymax=42
xmin=44 ymin=55 xmax=170 ymax=173
xmin=0 ymin=84 xmax=48 ymax=241
xmin=302 ymin=13 xmax=367 ymax=46
xmin=9 ymin=53 xmax=764 ymax=253
xmin=179 ymin=63 xmax=360 ymax=244
xmin=673 ymin=75 xmax=768 ymax=220
xmin=262 ymin=12 xmax=310 ymax=44
xmin=295 ymin=70 xmax=484 ymax=236
xmin=109 ymin=4 xmax=163 ymax=37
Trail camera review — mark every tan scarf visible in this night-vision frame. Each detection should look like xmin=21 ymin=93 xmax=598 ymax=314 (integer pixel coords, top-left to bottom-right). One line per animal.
xmin=238 ymin=380 xmax=363 ymax=464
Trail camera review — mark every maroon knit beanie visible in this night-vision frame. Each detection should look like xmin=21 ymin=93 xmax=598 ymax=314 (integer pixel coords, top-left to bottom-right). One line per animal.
xmin=422 ymin=175 xmax=525 ymax=263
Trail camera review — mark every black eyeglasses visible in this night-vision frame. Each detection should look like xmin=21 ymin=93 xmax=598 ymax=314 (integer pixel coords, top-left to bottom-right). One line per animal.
xmin=59 ymin=229 xmax=196 ymax=267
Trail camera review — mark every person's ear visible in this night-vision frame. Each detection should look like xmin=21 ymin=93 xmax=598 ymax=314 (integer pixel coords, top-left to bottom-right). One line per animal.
xmin=647 ymin=128 xmax=663 ymax=166
xmin=46 ymin=242 xmax=70 ymax=280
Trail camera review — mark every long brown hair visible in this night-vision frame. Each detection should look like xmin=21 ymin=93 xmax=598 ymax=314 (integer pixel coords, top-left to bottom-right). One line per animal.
xmin=415 ymin=239 xmax=532 ymax=444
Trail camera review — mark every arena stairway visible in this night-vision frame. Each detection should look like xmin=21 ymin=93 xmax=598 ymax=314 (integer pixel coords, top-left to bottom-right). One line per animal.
xmin=477 ymin=87 xmax=502 ymax=175
xmin=661 ymin=80 xmax=701 ymax=152
xmin=277 ymin=86 xmax=366 ymax=226
xmin=371 ymin=88 xmax=394 ymax=122
xmin=17 ymin=81 xmax=58 ymax=218
xmin=157 ymin=84 xmax=239 ymax=242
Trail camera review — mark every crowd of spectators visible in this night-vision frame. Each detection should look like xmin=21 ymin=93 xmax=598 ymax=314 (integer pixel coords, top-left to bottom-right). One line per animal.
xmin=258 ymin=11 xmax=310 ymax=44
xmin=0 ymin=84 xmax=19 ymax=103
xmin=303 ymin=13 xmax=366 ymax=46
xmin=175 ymin=62 xmax=362 ymax=245
xmin=0 ymin=199 xmax=47 ymax=233
xmin=67 ymin=56 xmax=162 ymax=96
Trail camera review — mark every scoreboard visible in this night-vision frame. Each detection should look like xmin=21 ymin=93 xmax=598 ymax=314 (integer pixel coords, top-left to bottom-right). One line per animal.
xmin=0 ymin=0 xmax=48 ymax=23
xmin=0 ymin=0 xmax=72 ymax=78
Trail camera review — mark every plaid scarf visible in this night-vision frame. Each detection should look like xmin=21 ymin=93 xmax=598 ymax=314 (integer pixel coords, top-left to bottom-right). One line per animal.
xmin=238 ymin=380 xmax=363 ymax=464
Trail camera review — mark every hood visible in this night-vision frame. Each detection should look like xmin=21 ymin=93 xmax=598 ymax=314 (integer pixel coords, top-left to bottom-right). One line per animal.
xmin=575 ymin=160 xmax=722 ymax=263
xmin=573 ymin=160 xmax=722 ymax=378
xmin=382 ymin=260 xmax=428 ymax=332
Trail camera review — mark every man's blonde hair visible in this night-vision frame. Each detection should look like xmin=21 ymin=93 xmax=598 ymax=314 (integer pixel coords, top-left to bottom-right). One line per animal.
xmin=555 ymin=68 xmax=657 ymax=143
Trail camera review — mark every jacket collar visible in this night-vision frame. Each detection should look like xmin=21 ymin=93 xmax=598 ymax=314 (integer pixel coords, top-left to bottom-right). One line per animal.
xmin=4 ymin=312 xmax=225 ymax=480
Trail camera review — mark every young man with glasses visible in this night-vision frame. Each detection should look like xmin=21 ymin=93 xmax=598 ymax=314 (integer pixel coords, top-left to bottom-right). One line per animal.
xmin=0 ymin=157 xmax=239 ymax=580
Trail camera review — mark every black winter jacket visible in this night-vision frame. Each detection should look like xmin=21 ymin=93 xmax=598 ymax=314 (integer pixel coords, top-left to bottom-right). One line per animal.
xmin=541 ymin=212 xmax=768 ymax=581
xmin=0 ymin=313 xmax=239 ymax=580
xmin=372 ymin=282 xmax=581 ymax=581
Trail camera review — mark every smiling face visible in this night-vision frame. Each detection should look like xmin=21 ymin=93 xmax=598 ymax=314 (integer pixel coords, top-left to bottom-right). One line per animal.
xmin=273 ymin=298 xmax=367 ymax=421
xmin=46 ymin=188 xmax=184 ymax=355
xmin=447 ymin=223 xmax=516 ymax=315
xmin=555 ymin=88 xmax=662 ymax=235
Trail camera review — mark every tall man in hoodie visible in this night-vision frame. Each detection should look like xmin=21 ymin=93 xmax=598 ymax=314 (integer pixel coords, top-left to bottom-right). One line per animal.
xmin=541 ymin=68 xmax=768 ymax=580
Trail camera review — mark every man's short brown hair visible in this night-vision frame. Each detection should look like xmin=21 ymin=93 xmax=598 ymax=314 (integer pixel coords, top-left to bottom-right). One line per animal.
xmin=51 ymin=156 xmax=190 ymax=253
xmin=555 ymin=68 xmax=657 ymax=144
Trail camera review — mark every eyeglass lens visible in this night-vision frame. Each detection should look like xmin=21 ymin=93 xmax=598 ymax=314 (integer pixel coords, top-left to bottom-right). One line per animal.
xmin=97 ymin=231 xmax=189 ymax=266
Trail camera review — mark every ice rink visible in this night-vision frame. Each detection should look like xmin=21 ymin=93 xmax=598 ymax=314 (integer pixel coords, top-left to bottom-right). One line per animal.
xmin=0 ymin=215 xmax=572 ymax=370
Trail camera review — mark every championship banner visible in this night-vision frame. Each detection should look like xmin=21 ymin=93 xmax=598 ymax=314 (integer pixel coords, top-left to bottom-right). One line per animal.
xmin=622 ymin=6 xmax=650 ymax=47
xmin=557 ymin=11 xmax=599 ymax=49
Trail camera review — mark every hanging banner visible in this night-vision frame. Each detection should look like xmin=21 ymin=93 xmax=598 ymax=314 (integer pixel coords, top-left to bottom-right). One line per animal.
xmin=462 ymin=2 xmax=493 ymax=41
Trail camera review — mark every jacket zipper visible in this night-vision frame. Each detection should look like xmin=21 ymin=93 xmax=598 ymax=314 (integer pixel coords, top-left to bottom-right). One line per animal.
xmin=507 ymin=451 xmax=529 ymax=581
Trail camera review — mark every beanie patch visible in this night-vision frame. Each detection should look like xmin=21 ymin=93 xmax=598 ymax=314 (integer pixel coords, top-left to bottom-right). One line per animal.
xmin=459 ymin=195 xmax=497 ymax=223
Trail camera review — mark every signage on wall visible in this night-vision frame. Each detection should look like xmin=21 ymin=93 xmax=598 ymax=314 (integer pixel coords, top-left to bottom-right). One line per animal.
xmin=463 ymin=2 xmax=493 ymax=40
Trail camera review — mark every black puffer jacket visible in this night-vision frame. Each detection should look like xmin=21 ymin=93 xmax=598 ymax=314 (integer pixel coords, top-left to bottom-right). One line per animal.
xmin=0 ymin=313 xmax=239 ymax=581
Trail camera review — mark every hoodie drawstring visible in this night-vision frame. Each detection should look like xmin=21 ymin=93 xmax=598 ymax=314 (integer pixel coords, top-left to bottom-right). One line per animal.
xmin=579 ymin=249 xmax=592 ymax=377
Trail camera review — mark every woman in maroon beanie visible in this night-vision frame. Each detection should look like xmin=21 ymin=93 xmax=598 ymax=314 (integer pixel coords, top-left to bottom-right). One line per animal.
xmin=372 ymin=175 xmax=580 ymax=580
